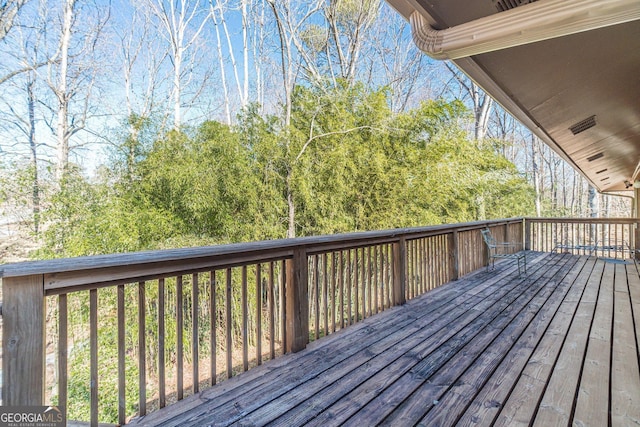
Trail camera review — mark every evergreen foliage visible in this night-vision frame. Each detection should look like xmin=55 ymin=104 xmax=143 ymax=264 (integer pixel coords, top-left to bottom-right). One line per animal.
xmin=38 ymin=84 xmax=533 ymax=258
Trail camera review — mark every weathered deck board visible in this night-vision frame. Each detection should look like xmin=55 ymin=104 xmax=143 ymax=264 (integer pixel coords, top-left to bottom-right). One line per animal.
xmin=281 ymin=255 xmax=558 ymax=427
xmin=572 ymin=261 xmax=614 ymax=427
xmin=416 ymin=255 xmax=584 ymax=427
xmin=527 ymin=259 xmax=606 ymax=427
xmin=128 ymin=253 xmax=640 ymax=427
xmin=457 ymin=257 xmax=594 ymax=427
xmin=611 ymin=264 xmax=640 ymax=426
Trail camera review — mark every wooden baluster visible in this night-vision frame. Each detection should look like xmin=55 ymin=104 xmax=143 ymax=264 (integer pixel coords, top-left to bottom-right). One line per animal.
xmin=242 ymin=266 xmax=248 ymax=372
xmin=363 ymin=246 xmax=373 ymax=316
xmin=422 ymin=238 xmax=428 ymax=294
xmin=314 ymin=255 xmax=320 ymax=340
xmin=281 ymin=260 xmax=287 ymax=354
xmin=268 ymin=262 xmax=275 ymax=360
xmin=91 ymin=289 xmax=100 ymax=423
xmin=209 ymin=270 xmax=218 ymax=387
xmin=373 ymin=245 xmax=382 ymax=314
xmin=192 ymin=273 xmax=199 ymax=391
xmin=137 ymin=283 xmax=146 ymax=415
xmin=225 ymin=269 xmax=232 ymax=379
xmin=256 ymin=264 xmax=262 ymax=365
xmin=347 ymin=249 xmax=353 ymax=325
xmin=118 ymin=284 xmax=128 ymax=420
xmin=323 ymin=253 xmax=328 ymax=335
xmin=360 ymin=247 xmax=367 ymax=320
xmin=177 ymin=276 xmax=184 ymax=398
xmin=210 ymin=271 xmax=217 ymax=385
xmin=339 ymin=251 xmax=345 ymax=329
xmin=59 ymin=294 xmax=68 ymax=419
xmin=386 ymin=244 xmax=392 ymax=307
xmin=331 ymin=252 xmax=340 ymax=333
xmin=436 ymin=236 xmax=442 ymax=287
xmin=354 ymin=248 xmax=360 ymax=322
xmin=155 ymin=280 xmax=165 ymax=408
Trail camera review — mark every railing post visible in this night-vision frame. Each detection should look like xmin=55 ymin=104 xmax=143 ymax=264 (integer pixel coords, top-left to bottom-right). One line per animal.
xmin=285 ymin=247 xmax=309 ymax=353
xmin=525 ymin=219 xmax=531 ymax=251
xmin=2 ymin=274 xmax=46 ymax=406
xmin=449 ymin=231 xmax=459 ymax=281
xmin=392 ymin=237 xmax=406 ymax=306
xmin=482 ymin=228 xmax=489 ymax=267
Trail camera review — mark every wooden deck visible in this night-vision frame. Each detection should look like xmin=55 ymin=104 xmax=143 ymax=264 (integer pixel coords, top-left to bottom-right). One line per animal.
xmin=128 ymin=252 xmax=640 ymax=426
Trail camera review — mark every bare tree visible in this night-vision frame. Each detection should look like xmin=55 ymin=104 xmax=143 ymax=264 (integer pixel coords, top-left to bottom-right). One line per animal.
xmin=530 ymin=135 xmax=542 ymax=216
xmin=250 ymin=0 xmax=267 ymax=112
xmin=0 ymin=69 xmax=42 ymax=233
xmin=368 ymin=8 xmax=426 ymax=112
xmin=40 ymin=0 xmax=109 ymax=183
xmin=267 ymin=0 xmax=326 ymax=237
xmin=0 ymin=6 xmax=51 ymax=233
xmin=114 ymin=3 xmax=169 ymax=178
xmin=52 ymin=0 xmax=76 ymax=182
xmin=0 ymin=0 xmax=29 ymax=41
xmin=209 ymin=0 xmax=252 ymax=124
xmin=210 ymin=0 xmax=232 ymax=124
xmin=324 ymin=0 xmax=378 ymax=84
xmin=444 ymin=62 xmax=493 ymax=142
xmin=145 ymin=0 xmax=210 ymax=129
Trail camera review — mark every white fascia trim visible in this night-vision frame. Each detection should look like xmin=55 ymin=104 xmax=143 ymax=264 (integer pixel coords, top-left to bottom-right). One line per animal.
xmin=410 ymin=0 xmax=640 ymax=60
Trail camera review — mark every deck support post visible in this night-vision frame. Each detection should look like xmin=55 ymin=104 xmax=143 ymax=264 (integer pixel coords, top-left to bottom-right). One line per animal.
xmin=449 ymin=231 xmax=459 ymax=281
xmin=285 ymin=247 xmax=309 ymax=353
xmin=2 ymin=274 xmax=46 ymax=406
xmin=525 ymin=219 xmax=532 ymax=251
xmin=392 ymin=237 xmax=406 ymax=306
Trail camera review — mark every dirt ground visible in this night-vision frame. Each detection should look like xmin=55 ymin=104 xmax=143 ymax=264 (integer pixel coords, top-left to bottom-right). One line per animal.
xmin=0 ymin=225 xmax=40 ymax=264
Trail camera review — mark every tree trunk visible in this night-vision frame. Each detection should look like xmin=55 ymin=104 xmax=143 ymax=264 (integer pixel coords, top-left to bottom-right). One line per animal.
xmin=588 ymin=185 xmax=599 ymax=217
xmin=0 ymin=0 xmax=28 ymax=41
xmin=473 ymin=85 xmax=493 ymax=142
xmin=211 ymin=4 xmax=231 ymax=125
xmin=173 ymin=49 xmax=182 ymax=129
xmin=242 ymin=0 xmax=249 ymax=107
xmin=531 ymin=136 xmax=542 ymax=216
xmin=27 ymin=74 xmax=40 ymax=234
xmin=287 ymin=179 xmax=295 ymax=238
xmin=55 ymin=0 xmax=76 ymax=183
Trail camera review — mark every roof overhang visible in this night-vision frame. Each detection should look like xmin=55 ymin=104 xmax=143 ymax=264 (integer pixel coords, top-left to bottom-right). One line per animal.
xmin=386 ymin=0 xmax=640 ymax=192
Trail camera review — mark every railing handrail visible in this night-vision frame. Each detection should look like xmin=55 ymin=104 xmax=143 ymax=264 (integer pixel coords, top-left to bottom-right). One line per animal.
xmin=525 ymin=217 xmax=640 ymax=224
xmin=0 ymin=216 xmax=519 ymax=418
xmin=0 ymin=218 xmax=524 ymax=287
xmin=2 ymin=215 xmax=635 ymax=421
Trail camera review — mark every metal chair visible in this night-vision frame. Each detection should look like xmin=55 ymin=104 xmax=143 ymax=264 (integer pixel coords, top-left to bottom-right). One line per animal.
xmin=481 ymin=228 xmax=527 ymax=275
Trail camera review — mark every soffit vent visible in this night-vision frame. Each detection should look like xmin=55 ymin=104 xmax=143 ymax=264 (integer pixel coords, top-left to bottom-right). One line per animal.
xmin=587 ymin=152 xmax=604 ymax=162
xmin=570 ymin=115 xmax=597 ymax=135
xmin=492 ymin=0 xmax=538 ymax=12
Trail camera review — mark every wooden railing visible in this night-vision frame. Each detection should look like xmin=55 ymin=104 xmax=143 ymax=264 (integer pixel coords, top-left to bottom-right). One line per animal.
xmin=0 ymin=218 xmax=522 ymax=425
xmin=525 ymin=217 xmax=640 ymax=259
